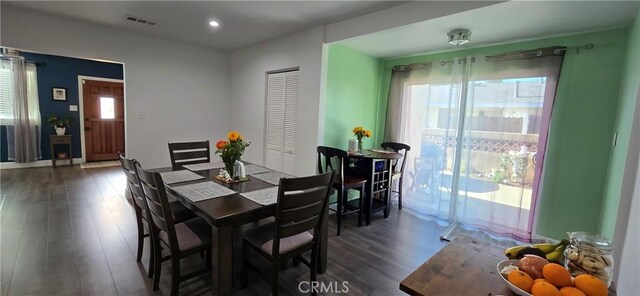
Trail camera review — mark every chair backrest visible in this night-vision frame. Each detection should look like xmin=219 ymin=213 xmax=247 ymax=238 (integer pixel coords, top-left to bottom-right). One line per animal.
xmin=272 ymin=171 xmax=334 ymax=256
xmin=316 ymin=146 xmax=347 ymax=183
xmin=168 ymin=141 xmax=211 ymax=170
xmin=381 ymin=142 xmax=411 ymax=174
xmin=118 ymin=153 xmax=147 ymax=214
xmin=135 ymin=163 xmax=178 ymax=247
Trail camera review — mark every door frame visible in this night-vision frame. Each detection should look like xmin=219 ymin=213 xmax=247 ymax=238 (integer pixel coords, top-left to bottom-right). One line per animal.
xmin=77 ymin=75 xmax=125 ymax=163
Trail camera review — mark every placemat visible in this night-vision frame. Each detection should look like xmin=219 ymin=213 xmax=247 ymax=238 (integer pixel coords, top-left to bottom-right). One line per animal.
xmin=170 ymin=181 xmax=236 ymax=202
xmin=244 ymin=164 xmax=272 ymax=175
xmin=240 ymin=187 xmax=279 ymax=206
xmin=159 ymin=170 xmax=205 ymax=184
xmin=251 ymin=171 xmax=294 ymax=185
xmin=183 ymin=162 xmax=225 ymax=171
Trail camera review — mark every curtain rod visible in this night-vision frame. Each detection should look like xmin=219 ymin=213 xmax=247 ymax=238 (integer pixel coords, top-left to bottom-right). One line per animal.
xmin=0 ymin=55 xmax=46 ymax=66
xmin=385 ymin=43 xmax=594 ymax=71
xmin=485 ymin=44 xmax=593 ymax=61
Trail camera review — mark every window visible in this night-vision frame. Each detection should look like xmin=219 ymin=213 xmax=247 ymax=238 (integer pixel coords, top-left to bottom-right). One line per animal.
xmin=0 ymin=61 xmax=15 ymax=124
xmin=100 ymin=97 xmax=115 ymax=119
xmin=0 ymin=60 xmax=40 ymax=125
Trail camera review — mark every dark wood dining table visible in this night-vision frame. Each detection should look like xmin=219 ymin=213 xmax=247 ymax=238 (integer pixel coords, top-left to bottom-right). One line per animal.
xmin=155 ymin=165 xmax=328 ymax=296
xmin=348 ymin=149 xmax=403 ymax=224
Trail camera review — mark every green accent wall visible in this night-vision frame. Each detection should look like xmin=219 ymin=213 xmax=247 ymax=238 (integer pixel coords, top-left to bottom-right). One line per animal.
xmin=378 ymin=29 xmax=629 ymax=239
xmin=600 ymin=12 xmax=640 ymax=238
xmin=324 ymin=44 xmax=381 ymax=150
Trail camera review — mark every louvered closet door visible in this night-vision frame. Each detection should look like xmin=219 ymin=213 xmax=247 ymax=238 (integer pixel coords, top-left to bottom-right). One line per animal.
xmin=265 ymin=70 xmax=299 ymax=174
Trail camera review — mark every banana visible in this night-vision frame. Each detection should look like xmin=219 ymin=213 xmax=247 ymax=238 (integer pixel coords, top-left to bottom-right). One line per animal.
xmin=504 ymin=239 xmax=569 ymax=259
xmin=545 ymin=243 xmax=569 ymax=263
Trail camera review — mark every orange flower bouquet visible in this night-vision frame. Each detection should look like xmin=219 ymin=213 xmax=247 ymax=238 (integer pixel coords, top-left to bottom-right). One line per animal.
xmin=352 ymin=126 xmax=372 ymax=150
xmin=215 ymin=131 xmax=250 ymax=177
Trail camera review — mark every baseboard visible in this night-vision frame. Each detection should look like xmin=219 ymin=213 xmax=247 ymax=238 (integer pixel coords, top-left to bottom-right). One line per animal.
xmin=0 ymin=158 xmax=84 ymax=169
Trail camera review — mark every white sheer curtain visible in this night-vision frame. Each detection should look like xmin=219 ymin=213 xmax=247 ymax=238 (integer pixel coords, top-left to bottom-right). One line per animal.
xmin=385 ymin=60 xmax=466 ymax=222
xmin=385 ymin=48 xmax=564 ymax=240
xmin=2 ymin=56 xmax=41 ymax=162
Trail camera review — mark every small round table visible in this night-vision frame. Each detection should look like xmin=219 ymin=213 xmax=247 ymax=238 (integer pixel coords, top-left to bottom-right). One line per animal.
xmin=348 ymin=150 xmax=403 ymax=225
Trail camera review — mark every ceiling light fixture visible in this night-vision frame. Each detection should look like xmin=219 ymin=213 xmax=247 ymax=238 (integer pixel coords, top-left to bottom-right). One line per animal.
xmin=447 ymin=29 xmax=471 ymax=47
xmin=209 ymin=20 xmax=220 ymax=27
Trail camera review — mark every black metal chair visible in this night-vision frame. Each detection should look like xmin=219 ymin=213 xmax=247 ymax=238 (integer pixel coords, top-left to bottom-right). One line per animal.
xmin=168 ymin=140 xmax=210 ymax=170
xmin=135 ymin=163 xmax=212 ymax=296
xmin=317 ymin=146 xmax=366 ymax=235
xmin=117 ymin=153 xmax=196 ymax=279
xmin=241 ymin=172 xmax=333 ymax=295
xmin=381 ymin=142 xmax=411 ymax=210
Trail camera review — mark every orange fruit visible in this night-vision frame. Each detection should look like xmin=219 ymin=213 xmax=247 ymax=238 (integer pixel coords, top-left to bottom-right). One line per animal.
xmin=532 ymin=281 xmax=561 ymax=296
xmin=560 ymin=286 xmax=587 ymax=296
xmin=543 ymin=263 xmax=572 ymax=287
xmin=574 ymin=274 xmax=607 ymax=296
xmin=535 ymin=278 xmax=551 ymax=284
xmin=508 ymin=270 xmax=534 ymax=293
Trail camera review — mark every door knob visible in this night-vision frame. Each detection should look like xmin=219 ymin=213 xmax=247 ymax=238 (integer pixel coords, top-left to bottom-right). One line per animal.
xmin=85 ymin=127 xmax=91 ymax=131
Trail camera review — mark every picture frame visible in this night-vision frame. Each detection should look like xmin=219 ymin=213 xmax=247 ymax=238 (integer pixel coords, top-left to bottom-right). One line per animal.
xmin=52 ymin=87 xmax=67 ymax=101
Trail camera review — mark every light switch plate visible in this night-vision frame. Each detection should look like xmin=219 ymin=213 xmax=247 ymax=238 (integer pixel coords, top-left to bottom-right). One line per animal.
xmin=138 ymin=111 xmax=145 ymax=119
xmin=69 ymin=105 xmax=78 ymax=111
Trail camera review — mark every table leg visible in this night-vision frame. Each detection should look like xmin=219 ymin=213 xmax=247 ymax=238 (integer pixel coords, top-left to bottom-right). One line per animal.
xmin=367 ymin=159 xmax=375 ymax=225
xmin=212 ymin=225 xmax=232 ymax=295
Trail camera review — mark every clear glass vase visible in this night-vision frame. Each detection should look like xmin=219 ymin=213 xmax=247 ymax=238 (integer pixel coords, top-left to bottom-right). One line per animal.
xmin=357 ymin=139 xmax=363 ymax=151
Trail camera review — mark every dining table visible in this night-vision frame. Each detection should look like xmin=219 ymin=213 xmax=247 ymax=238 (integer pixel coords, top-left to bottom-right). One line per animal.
xmin=154 ymin=163 xmax=328 ymax=296
xmin=348 ymin=149 xmax=403 ymax=225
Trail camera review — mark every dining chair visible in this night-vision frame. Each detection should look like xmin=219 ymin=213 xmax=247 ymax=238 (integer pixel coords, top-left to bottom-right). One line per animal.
xmin=241 ymin=171 xmax=334 ymax=296
xmin=135 ymin=163 xmax=213 ymax=296
xmin=118 ymin=153 xmax=197 ymax=278
xmin=380 ymin=142 xmax=411 ymax=210
xmin=316 ymin=146 xmax=366 ymax=236
xmin=168 ymin=140 xmax=210 ymax=170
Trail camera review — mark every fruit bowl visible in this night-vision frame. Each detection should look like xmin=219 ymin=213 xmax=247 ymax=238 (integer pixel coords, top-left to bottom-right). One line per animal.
xmin=497 ymin=260 xmax=533 ymax=296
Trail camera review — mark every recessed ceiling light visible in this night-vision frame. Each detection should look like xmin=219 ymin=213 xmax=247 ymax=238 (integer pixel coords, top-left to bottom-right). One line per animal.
xmin=209 ymin=21 xmax=220 ymax=27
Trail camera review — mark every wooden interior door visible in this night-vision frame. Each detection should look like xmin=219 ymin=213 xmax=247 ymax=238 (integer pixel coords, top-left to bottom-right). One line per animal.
xmin=83 ymin=79 xmax=125 ymax=162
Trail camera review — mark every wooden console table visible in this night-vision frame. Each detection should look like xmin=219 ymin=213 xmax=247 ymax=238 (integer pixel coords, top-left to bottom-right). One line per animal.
xmin=50 ymin=135 xmax=72 ymax=167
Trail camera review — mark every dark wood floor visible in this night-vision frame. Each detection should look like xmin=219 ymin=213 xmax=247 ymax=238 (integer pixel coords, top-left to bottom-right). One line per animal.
xmin=0 ymin=165 xmax=447 ymax=296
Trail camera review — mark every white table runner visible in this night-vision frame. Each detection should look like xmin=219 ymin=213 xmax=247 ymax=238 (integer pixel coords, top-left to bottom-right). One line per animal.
xmin=183 ymin=162 xmax=225 ymax=172
xmin=244 ymin=164 xmax=272 ymax=175
xmin=159 ymin=170 xmax=205 ymax=184
xmin=251 ymin=171 xmax=294 ymax=185
xmin=170 ymin=181 xmax=236 ymax=202
xmin=240 ymin=187 xmax=279 ymax=206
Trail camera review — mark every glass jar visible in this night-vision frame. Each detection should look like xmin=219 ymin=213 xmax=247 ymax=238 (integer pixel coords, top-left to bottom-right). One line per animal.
xmin=564 ymin=231 xmax=614 ymax=287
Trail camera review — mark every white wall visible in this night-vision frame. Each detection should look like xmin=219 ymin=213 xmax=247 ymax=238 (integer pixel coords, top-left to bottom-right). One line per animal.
xmin=1 ymin=6 xmax=230 ymax=168
xmin=229 ymin=27 xmax=325 ymax=176
xmin=612 ymin=87 xmax=640 ymax=294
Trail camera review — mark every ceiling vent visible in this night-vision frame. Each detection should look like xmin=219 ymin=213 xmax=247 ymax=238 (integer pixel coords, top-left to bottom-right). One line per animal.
xmin=125 ymin=15 xmax=156 ymax=26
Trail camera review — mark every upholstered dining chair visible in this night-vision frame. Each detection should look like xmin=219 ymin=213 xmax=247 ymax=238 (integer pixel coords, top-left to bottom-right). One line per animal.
xmin=380 ymin=142 xmax=411 ymax=210
xmin=241 ymin=171 xmax=333 ymax=296
xmin=118 ymin=153 xmax=196 ymax=278
xmin=168 ymin=140 xmax=210 ymax=170
xmin=135 ymin=163 xmax=213 ymax=296
xmin=317 ymin=146 xmax=367 ymax=235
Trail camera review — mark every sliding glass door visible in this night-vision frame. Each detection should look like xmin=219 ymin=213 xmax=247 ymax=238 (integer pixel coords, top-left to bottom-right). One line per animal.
xmin=393 ymin=50 xmax=564 ymax=239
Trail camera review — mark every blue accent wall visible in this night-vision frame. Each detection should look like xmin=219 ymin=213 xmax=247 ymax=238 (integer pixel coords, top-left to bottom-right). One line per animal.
xmin=1 ymin=51 xmax=123 ymax=162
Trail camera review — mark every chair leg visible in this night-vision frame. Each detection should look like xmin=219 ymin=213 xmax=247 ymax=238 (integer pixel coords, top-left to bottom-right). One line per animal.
xmin=336 ymin=188 xmax=343 ymax=236
xmin=170 ymin=255 xmax=181 ymax=296
xmin=136 ymin=225 xmax=144 ymax=262
xmin=398 ymin=177 xmax=403 ymax=210
xmin=310 ymin=244 xmax=318 ymax=296
xmin=147 ymin=232 xmax=155 ymax=278
xmin=152 ymin=238 xmax=162 ymax=290
xmin=271 ymin=259 xmax=280 ymax=296
xmin=357 ymin=187 xmax=364 ymax=227
xmin=241 ymin=242 xmax=249 ymax=288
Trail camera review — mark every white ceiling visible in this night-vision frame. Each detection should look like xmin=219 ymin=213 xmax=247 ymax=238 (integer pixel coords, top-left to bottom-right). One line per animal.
xmin=3 ymin=1 xmax=407 ymax=51
xmin=338 ymin=1 xmax=640 ymax=58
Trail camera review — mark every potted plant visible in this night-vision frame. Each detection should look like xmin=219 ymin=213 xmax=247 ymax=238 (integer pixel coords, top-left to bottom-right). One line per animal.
xmin=352 ymin=126 xmax=372 ymax=151
xmin=46 ymin=114 xmax=75 ymax=135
